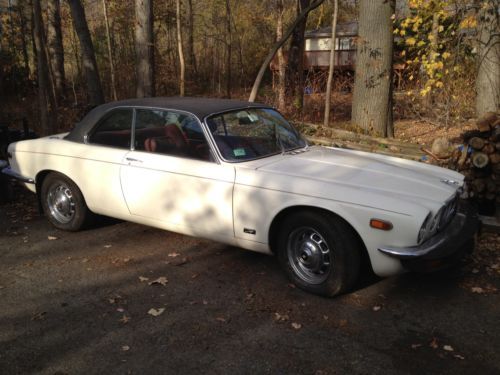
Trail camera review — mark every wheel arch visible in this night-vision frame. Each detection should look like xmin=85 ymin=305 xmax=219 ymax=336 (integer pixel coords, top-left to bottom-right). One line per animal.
xmin=35 ymin=170 xmax=88 ymax=214
xmin=268 ymin=205 xmax=374 ymax=274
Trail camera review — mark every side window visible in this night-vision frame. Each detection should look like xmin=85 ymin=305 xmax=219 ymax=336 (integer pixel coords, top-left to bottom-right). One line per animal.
xmin=88 ymin=109 xmax=133 ymax=149
xmin=134 ymin=109 xmax=212 ymax=161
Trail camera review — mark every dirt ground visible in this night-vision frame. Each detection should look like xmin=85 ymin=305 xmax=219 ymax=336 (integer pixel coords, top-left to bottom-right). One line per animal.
xmin=0 ymin=187 xmax=499 ymax=375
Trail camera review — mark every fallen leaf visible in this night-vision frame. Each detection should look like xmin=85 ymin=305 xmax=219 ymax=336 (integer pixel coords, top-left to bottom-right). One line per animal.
xmin=471 ymin=287 xmax=484 ymax=294
xmin=119 ymin=315 xmax=131 ymax=324
xmin=31 ymin=311 xmax=47 ymax=321
xmin=215 ymin=317 xmax=227 ymax=322
xmin=472 ymin=268 xmax=479 ymax=274
xmin=168 ymin=252 xmax=181 ymax=258
xmin=172 ymin=257 xmax=189 ymax=266
xmin=139 ymin=276 xmax=149 ymax=282
xmin=323 ymin=315 xmax=328 ymax=320
xmin=81 ymin=258 xmax=89 ymax=263
xmin=148 ymin=276 xmax=168 ymax=286
xmin=148 ymin=308 xmax=165 ymax=317
xmin=372 ymin=305 xmax=382 ymax=312
xmin=291 ymin=322 xmax=302 ymax=330
xmin=123 ymin=257 xmax=131 ymax=263
xmin=202 ymin=300 xmax=208 ymax=305
xmin=430 ymin=337 xmax=439 ymax=349
xmin=117 ymin=307 xmax=125 ymax=313
xmin=411 ymin=344 xmax=422 ymax=349
xmin=443 ymin=345 xmax=454 ymax=352
xmin=454 ymin=354 xmax=465 ymax=360
xmin=104 ymin=245 xmax=112 ymax=248
xmin=287 ymin=283 xmax=296 ymax=289
xmin=338 ymin=319 xmax=348 ymax=327
xmin=121 ymin=345 xmax=130 ymax=351
xmin=191 ymin=273 xmax=199 ymax=279
xmin=274 ymin=312 xmax=289 ymax=322
xmin=48 ymin=236 xmax=58 ymax=240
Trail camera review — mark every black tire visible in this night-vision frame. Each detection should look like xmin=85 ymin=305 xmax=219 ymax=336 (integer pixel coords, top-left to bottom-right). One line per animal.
xmin=40 ymin=172 xmax=92 ymax=231
xmin=277 ymin=210 xmax=361 ymax=297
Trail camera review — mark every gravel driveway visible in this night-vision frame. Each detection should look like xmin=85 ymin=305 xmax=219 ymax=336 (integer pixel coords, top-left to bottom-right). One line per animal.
xmin=1 ymin=189 xmax=499 ymax=374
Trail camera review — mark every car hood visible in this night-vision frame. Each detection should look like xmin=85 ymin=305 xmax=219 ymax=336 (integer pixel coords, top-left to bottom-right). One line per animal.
xmin=250 ymin=146 xmax=463 ymax=208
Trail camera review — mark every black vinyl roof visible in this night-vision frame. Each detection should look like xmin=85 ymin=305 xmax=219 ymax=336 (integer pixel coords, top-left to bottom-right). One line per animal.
xmin=65 ymin=97 xmax=268 ymax=143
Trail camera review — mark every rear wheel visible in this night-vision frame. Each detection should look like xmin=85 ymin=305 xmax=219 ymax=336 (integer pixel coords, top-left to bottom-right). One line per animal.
xmin=41 ymin=172 xmax=91 ymax=231
xmin=277 ymin=211 xmax=361 ymax=297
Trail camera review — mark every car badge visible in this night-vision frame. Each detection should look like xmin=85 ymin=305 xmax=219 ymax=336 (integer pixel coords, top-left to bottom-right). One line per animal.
xmin=440 ymin=179 xmax=460 ymax=186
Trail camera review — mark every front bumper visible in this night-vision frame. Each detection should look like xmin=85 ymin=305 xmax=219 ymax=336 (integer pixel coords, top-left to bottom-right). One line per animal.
xmin=1 ymin=164 xmax=35 ymax=184
xmin=378 ymin=201 xmax=479 ymax=271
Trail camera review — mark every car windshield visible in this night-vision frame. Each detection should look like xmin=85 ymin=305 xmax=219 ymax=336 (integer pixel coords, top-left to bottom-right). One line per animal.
xmin=206 ymin=108 xmax=306 ymax=162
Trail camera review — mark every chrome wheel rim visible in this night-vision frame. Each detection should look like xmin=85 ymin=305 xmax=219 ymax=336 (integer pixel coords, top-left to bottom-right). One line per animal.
xmin=287 ymin=227 xmax=331 ymax=284
xmin=47 ymin=183 xmax=75 ymax=224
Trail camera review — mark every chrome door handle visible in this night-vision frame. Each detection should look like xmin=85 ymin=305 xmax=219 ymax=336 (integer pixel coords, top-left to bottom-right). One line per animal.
xmin=126 ymin=157 xmax=142 ymax=163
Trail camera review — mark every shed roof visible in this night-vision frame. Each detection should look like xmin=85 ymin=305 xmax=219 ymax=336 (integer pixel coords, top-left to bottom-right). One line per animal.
xmin=305 ymin=21 xmax=358 ymax=38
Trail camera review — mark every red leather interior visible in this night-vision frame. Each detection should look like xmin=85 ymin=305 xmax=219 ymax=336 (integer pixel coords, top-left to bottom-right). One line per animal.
xmin=143 ymin=124 xmax=189 ymax=156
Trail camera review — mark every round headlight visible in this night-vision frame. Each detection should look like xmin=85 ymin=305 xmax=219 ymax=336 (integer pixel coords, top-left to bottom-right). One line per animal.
xmin=430 ymin=207 xmax=445 ymax=234
xmin=418 ymin=213 xmax=432 ymax=244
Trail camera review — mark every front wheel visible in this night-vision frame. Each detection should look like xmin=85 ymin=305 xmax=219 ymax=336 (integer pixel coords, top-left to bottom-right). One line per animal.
xmin=277 ymin=211 xmax=361 ymax=297
xmin=41 ymin=172 xmax=92 ymax=231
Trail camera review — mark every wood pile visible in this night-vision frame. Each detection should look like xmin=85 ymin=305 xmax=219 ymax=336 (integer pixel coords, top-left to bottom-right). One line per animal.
xmin=448 ymin=112 xmax=500 ymax=216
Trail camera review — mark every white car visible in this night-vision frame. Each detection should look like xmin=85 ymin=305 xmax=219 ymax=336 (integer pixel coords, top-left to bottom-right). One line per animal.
xmin=2 ymin=97 xmax=478 ymax=296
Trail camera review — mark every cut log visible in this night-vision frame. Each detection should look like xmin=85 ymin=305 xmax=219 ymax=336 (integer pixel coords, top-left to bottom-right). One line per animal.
xmin=491 ymin=129 xmax=500 ymax=143
xmin=490 ymin=153 xmax=500 ymax=164
xmin=469 ymin=137 xmax=485 ymax=150
xmin=483 ymin=143 xmax=495 ymax=154
xmin=486 ymin=179 xmax=496 ymax=193
xmin=477 ymin=112 xmax=498 ymax=132
xmin=472 ymin=152 xmax=489 ymax=168
xmin=471 ymin=178 xmax=486 ymax=193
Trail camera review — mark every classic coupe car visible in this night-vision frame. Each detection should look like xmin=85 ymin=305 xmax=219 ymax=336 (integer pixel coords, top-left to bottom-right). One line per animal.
xmin=2 ymin=97 xmax=478 ymax=296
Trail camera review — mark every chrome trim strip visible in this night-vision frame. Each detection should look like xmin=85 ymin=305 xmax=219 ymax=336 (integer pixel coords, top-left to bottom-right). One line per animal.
xmin=1 ymin=166 xmax=35 ymax=184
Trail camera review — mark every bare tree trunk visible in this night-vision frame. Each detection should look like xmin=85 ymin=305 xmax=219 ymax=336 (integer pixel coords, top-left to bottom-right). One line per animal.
xmin=249 ymin=0 xmax=325 ymax=102
xmin=176 ymin=0 xmax=185 ymax=96
xmin=67 ymin=0 xmax=104 ymax=106
xmin=351 ymin=0 xmax=395 ymax=137
xmin=287 ymin=0 xmax=311 ymax=111
xmin=225 ymin=0 xmax=232 ymax=98
xmin=187 ymin=0 xmax=197 ymax=75
xmin=17 ymin=3 xmax=31 ymax=80
xmin=102 ymin=0 xmax=117 ymax=100
xmin=323 ymin=0 xmax=338 ymax=126
xmin=33 ymin=0 xmax=56 ymax=135
xmin=276 ymin=0 xmax=286 ymax=111
xmin=135 ymin=0 xmax=155 ymax=98
xmin=47 ymin=0 xmax=65 ymax=99
xmin=475 ymin=0 xmax=499 ymax=117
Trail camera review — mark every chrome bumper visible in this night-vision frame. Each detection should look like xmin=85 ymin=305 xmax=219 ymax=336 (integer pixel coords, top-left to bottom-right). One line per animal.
xmin=378 ymin=201 xmax=478 ymax=262
xmin=1 ymin=165 xmax=35 ymax=184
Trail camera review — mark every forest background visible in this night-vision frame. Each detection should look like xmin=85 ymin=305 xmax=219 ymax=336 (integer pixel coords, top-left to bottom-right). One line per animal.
xmin=0 ymin=0 xmax=498 ymax=141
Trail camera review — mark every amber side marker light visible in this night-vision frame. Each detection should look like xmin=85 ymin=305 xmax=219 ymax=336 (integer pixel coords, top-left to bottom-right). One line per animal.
xmin=370 ymin=219 xmax=393 ymax=231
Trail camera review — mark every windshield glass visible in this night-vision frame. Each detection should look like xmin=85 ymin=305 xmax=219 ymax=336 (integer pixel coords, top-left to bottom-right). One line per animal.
xmin=206 ymin=108 xmax=306 ymax=162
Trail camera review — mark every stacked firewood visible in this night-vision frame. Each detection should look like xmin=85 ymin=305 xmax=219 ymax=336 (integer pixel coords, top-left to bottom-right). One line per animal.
xmin=449 ymin=112 xmax=500 ymax=215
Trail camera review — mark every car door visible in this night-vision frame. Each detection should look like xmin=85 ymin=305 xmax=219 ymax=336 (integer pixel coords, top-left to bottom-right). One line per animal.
xmin=81 ymin=108 xmax=133 ymax=217
xmin=120 ymin=108 xmax=235 ymax=239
